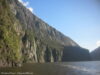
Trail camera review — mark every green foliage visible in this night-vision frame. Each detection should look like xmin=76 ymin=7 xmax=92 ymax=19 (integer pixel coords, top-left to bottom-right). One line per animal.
xmin=0 ymin=0 xmax=21 ymax=64
xmin=21 ymin=29 xmax=35 ymax=63
xmin=23 ymin=29 xmax=34 ymax=43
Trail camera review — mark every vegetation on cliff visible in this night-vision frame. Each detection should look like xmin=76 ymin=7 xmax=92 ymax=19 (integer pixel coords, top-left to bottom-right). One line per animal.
xmin=0 ymin=0 xmax=91 ymax=67
xmin=0 ymin=0 xmax=21 ymax=66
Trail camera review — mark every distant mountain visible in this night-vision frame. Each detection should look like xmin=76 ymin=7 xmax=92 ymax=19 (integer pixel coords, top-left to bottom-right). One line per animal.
xmin=0 ymin=0 xmax=90 ymax=67
xmin=91 ymin=47 xmax=100 ymax=60
xmin=62 ymin=46 xmax=91 ymax=61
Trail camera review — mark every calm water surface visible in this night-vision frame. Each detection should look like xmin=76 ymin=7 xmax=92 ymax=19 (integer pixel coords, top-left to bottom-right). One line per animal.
xmin=0 ymin=61 xmax=100 ymax=75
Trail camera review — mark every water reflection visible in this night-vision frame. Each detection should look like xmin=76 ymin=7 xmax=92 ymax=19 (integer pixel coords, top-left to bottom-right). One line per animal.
xmin=0 ymin=61 xmax=100 ymax=75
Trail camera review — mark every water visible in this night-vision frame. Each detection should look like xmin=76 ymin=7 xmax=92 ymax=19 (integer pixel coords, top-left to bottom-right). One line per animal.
xmin=0 ymin=61 xmax=100 ymax=75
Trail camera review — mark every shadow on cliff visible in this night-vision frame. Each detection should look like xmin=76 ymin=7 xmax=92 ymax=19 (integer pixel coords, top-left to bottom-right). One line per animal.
xmin=62 ymin=46 xmax=91 ymax=61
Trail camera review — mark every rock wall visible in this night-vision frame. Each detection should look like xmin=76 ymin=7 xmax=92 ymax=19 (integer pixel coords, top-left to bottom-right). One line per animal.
xmin=91 ymin=47 xmax=100 ymax=60
xmin=62 ymin=46 xmax=91 ymax=61
xmin=0 ymin=0 xmax=91 ymax=67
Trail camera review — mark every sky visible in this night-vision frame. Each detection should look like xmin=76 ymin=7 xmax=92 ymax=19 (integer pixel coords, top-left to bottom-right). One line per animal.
xmin=18 ymin=0 xmax=100 ymax=52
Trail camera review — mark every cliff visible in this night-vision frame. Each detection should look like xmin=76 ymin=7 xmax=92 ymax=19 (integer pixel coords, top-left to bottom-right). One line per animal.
xmin=0 ymin=0 xmax=90 ymax=67
xmin=91 ymin=47 xmax=100 ymax=60
xmin=62 ymin=46 xmax=91 ymax=61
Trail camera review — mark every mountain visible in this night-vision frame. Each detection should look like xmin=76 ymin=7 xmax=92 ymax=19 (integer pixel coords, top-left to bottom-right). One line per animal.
xmin=0 ymin=0 xmax=90 ymax=67
xmin=91 ymin=47 xmax=100 ymax=60
xmin=62 ymin=46 xmax=90 ymax=61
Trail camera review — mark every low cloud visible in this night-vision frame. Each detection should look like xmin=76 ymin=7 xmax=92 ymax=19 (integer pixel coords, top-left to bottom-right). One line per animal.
xmin=18 ymin=0 xmax=22 ymax=2
xmin=18 ymin=0 xmax=33 ymax=13
xmin=96 ymin=41 xmax=100 ymax=47
xmin=28 ymin=7 xmax=33 ymax=12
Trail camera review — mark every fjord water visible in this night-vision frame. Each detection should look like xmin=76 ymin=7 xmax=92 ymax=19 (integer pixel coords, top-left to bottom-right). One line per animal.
xmin=0 ymin=61 xmax=100 ymax=75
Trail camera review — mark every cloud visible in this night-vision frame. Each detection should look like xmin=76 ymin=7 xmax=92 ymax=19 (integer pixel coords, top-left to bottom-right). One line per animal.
xmin=18 ymin=0 xmax=33 ymax=13
xmin=18 ymin=0 xmax=29 ymax=6
xmin=23 ymin=1 xmax=29 ymax=6
xmin=18 ymin=0 xmax=23 ymax=4
xmin=96 ymin=41 xmax=100 ymax=47
xmin=28 ymin=7 xmax=33 ymax=12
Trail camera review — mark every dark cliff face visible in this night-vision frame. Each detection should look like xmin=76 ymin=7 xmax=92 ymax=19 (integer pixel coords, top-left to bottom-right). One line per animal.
xmin=91 ymin=47 xmax=100 ymax=60
xmin=62 ymin=46 xmax=91 ymax=61
xmin=0 ymin=0 xmax=90 ymax=67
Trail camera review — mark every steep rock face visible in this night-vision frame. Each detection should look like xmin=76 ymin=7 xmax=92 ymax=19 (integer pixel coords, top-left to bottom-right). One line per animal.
xmin=8 ymin=0 xmax=78 ymax=63
xmin=62 ymin=46 xmax=91 ymax=61
xmin=91 ymin=47 xmax=100 ymax=60
xmin=0 ymin=0 xmax=90 ymax=67
xmin=10 ymin=0 xmax=78 ymax=47
xmin=0 ymin=0 xmax=22 ymax=67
